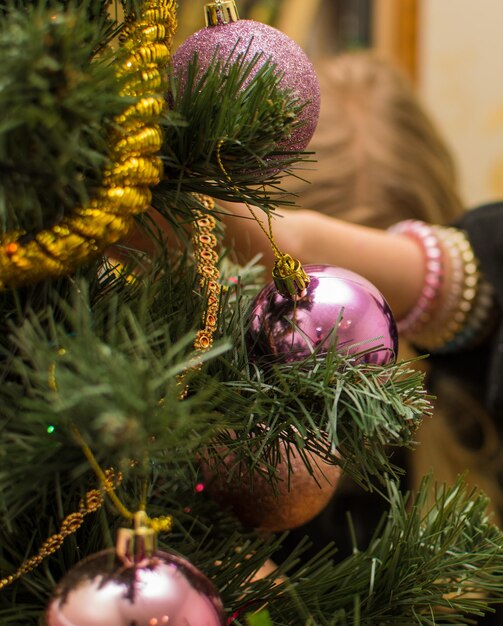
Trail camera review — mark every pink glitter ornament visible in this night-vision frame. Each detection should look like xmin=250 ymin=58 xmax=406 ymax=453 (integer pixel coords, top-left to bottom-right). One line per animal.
xmin=171 ymin=5 xmax=320 ymax=153
xmin=248 ymin=265 xmax=398 ymax=366
xmin=45 ymin=536 xmax=225 ymax=626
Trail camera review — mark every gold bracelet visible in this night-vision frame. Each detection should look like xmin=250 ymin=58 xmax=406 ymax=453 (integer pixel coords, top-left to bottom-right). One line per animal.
xmin=437 ymin=278 xmax=497 ymax=352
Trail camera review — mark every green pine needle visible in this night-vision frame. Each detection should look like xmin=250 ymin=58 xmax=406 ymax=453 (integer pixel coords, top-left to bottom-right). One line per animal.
xmin=156 ymin=48 xmax=315 ymax=212
xmin=0 ymin=3 xmax=129 ymax=232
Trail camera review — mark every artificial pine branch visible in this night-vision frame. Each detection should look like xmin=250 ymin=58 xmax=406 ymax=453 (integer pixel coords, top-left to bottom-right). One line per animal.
xmin=222 ymin=477 xmax=503 ymax=625
xmin=0 ymin=2 xmax=128 ymax=231
xmin=0 ymin=276 xmax=231 ymax=519
xmin=3 ymin=467 xmax=503 ymax=625
xmin=156 ymin=50 xmax=314 ymax=212
xmin=0 ymin=248 xmax=431 ymax=517
xmin=1 ymin=2 xmax=502 ymax=625
xmin=203 ymin=271 xmax=432 ymax=490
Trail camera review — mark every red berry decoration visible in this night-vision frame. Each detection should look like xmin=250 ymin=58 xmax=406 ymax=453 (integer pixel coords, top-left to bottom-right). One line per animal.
xmin=248 ymin=265 xmax=398 ymax=365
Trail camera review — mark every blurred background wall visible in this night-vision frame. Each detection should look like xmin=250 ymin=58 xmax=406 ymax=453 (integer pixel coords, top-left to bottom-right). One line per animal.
xmin=419 ymin=0 xmax=503 ymax=207
xmin=175 ymin=0 xmax=503 ymax=208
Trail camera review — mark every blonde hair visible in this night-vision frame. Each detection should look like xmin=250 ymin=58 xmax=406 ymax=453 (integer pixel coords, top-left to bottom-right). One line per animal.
xmin=285 ymin=51 xmax=465 ymax=228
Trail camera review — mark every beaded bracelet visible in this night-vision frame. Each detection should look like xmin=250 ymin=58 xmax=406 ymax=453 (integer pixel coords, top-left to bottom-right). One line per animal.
xmin=408 ymin=226 xmax=480 ymax=350
xmin=436 ymin=278 xmax=497 ymax=353
xmin=413 ymin=227 xmax=499 ymax=353
xmin=388 ymin=220 xmax=444 ymax=335
xmin=425 ymin=225 xmax=466 ymax=345
xmin=390 ymin=221 xmax=497 ymax=353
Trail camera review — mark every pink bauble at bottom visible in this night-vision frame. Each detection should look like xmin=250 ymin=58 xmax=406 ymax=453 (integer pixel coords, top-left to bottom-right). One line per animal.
xmin=45 ymin=549 xmax=225 ymax=626
xmin=247 ymin=265 xmax=398 ymax=365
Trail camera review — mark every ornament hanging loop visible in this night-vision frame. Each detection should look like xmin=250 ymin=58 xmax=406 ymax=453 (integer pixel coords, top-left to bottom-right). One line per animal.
xmin=204 ymin=0 xmax=239 ymax=26
xmin=215 ymin=138 xmax=310 ymax=300
xmin=117 ymin=511 xmax=157 ymax=565
xmin=273 ymin=253 xmax=310 ymax=300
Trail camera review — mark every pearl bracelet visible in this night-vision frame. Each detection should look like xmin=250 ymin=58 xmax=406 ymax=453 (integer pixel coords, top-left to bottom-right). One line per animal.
xmin=388 ymin=220 xmax=444 ymax=335
xmin=389 ymin=222 xmax=497 ymax=353
xmin=408 ymin=226 xmax=480 ymax=350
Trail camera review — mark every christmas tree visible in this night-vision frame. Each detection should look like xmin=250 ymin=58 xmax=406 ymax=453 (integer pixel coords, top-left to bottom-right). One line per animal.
xmin=1 ymin=1 xmax=503 ymax=624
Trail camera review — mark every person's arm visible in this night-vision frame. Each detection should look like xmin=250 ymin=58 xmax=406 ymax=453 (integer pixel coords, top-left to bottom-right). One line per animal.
xmin=114 ymin=200 xmax=494 ymax=356
xmin=222 ymin=202 xmax=427 ymax=320
xmin=115 ymin=200 xmax=441 ymax=324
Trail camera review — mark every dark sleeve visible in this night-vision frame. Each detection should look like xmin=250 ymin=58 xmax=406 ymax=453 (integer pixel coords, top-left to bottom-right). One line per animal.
xmin=454 ymin=202 xmax=503 ymax=422
xmin=457 ymin=202 xmax=503 ymax=300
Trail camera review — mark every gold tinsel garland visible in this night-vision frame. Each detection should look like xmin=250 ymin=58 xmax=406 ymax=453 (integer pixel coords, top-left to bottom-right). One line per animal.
xmin=0 ymin=0 xmax=177 ymax=290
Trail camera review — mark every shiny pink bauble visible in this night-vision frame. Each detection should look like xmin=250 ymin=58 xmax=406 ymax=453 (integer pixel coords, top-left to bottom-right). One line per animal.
xmin=248 ymin=265 xmax=398 ymax=365
xmin=45 ymin=549 xmax=225 ymax=626
xmin=172 ymin=19 xmax=320 ymax=153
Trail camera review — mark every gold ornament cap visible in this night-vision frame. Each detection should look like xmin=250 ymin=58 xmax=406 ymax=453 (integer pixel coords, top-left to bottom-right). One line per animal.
xmin=272 ymin=254 xmax=310 ymax=300
xmin=204 ymin=1 xmax=239 ymax=26
xmin=116 ymin=511 xmax=157 ymax=565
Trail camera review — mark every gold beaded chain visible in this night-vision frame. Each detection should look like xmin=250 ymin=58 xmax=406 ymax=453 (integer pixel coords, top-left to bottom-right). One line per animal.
xmin=0 ymin=468 xmax=121 ymax=590
xmin=0 ymin=437 xmax=173 ymax=589
xmin=192 ymin=194 xmax=222 ymax=353
xmin=0 ymin=448 xmax=173 ymax=589
xmin=178 ymin=193 xmax=222 ymax=398
xmin=0 ymin=0 xmax=177 ymax=290
xmin=0 ymin=344 xmax=174 ymax=589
